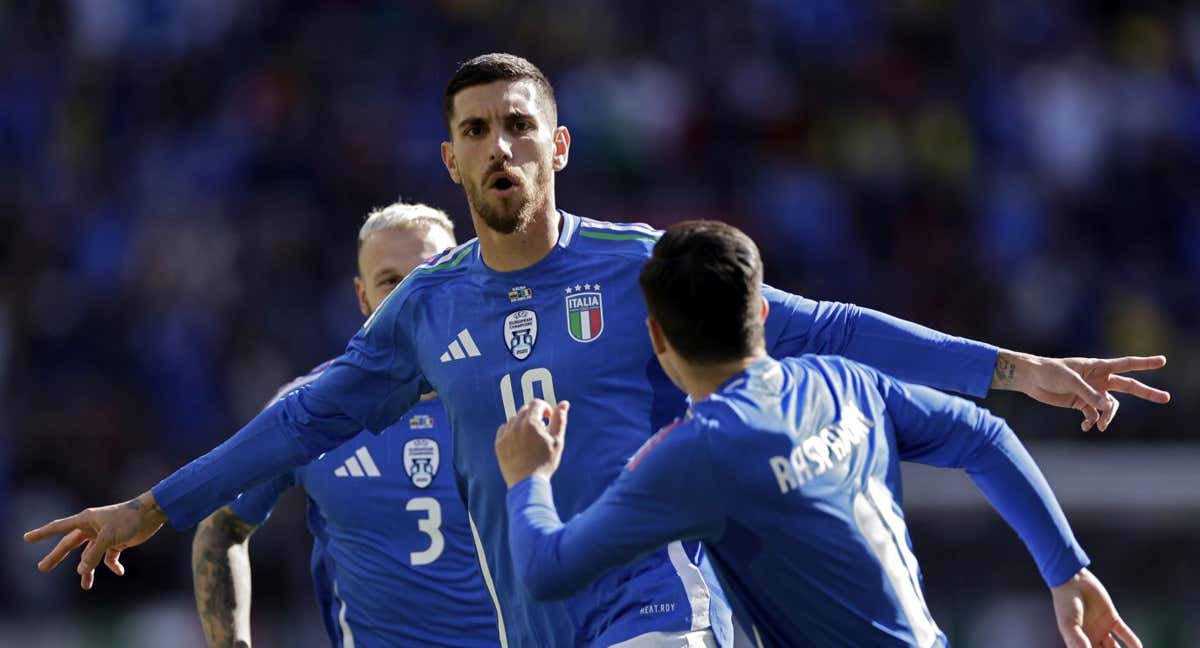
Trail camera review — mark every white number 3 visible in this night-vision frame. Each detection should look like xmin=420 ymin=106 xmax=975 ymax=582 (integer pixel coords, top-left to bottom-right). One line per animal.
xmin=407 ymin=497 xmax=444 ymax=566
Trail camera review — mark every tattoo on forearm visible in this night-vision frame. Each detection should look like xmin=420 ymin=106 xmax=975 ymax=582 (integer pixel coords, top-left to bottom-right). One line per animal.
xmin=993 ymin=356 xmax=1016 ymax=388
xmin=192 ymin=510 xmax=256 ymax=648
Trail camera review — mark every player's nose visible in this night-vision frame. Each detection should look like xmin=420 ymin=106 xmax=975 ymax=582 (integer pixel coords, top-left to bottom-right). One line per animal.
xmin=489 ymin=132 xmax=514 ymax=161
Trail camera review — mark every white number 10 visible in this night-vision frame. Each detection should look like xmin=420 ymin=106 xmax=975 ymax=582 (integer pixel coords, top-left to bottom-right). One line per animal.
xmin=500 ymin=368 xmax=558 ymax=419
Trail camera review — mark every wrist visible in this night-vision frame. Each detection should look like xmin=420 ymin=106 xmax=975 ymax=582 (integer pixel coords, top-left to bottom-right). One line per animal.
xmin=503 ymin=470 xmax=533 ymax=490
xmin=135 ymin=491 xmax=168 ymax=526
xmin=1051 ymin=567 xmax=1087 ymax=591
xmin=993 ymin=349 xmax=1037 ymax=392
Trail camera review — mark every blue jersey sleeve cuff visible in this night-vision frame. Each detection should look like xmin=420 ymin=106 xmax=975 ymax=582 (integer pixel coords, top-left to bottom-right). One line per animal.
xmin=506 ymin=474 xmax=552 ymax=504
xmin=960 ymin=342 xmax=999 ymax=399
xmin=1042 ymin=543 xmax=1090 ymax=588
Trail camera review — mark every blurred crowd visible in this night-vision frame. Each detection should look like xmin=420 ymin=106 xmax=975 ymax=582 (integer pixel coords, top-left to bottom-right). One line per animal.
xmin=1 ymin=1 xmax=1197 ymax=645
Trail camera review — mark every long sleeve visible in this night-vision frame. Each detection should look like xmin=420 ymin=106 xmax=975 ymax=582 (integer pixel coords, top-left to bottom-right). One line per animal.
xmin=151 ymin=389 xmax=362 ymax=529
xmin=228 ymin=471 xmax=295 ymax=526
xmin=763 ymin=286 xmax=998 ymax=398
xmin=151 ymin=292 xmax=425 ymax=529
xmin=872 ymin=366 xmax=1089 ymax=587
xmin=506 ymin=423 xmax=724 ymax=601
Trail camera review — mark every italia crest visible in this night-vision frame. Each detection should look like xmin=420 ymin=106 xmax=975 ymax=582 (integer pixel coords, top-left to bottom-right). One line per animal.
xmin=403 ymin=437 xmax=440 ymax=489
xmin=504 ymin=309 xmax=538 ymax=360
xmin=565 ymin=283 xmax=604 ymax=343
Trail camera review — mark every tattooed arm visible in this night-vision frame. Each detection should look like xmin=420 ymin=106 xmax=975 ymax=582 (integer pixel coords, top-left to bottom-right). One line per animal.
xmin=192 ymin=506 xmax=257 ymax=648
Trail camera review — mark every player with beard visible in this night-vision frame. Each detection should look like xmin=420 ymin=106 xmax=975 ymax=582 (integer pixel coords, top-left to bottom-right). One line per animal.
xmin=26 ymin=54 xmax=1169 ymax=648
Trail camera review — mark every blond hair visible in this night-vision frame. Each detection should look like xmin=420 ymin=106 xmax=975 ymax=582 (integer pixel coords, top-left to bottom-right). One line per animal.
xmin=358 ymin=201 xmax=456 ymax=249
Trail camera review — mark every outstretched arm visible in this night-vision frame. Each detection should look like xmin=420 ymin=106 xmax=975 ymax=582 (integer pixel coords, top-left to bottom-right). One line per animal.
xmin=193 ymin=507 xmax=257 ymax=648
xmin=763 ymin=287 xmax=1170 ymax=429
xmin=22 ymin=294 xmax=425 ymax=589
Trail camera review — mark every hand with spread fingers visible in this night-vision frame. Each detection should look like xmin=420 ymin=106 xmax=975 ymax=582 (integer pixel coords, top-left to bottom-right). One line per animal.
xmin=992 ymin=352 xmax=1170 ymax=431
xmin=1052 ymin=568 xmax=1141 ymax=648
xmin=495 ymin=399 xmax=570 ymax=488
xmin=23 ymin=491 xmax=167 ymax=590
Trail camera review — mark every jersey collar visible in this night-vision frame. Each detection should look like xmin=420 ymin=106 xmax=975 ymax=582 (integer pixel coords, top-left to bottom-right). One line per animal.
xmin=556 ymin=210 xmax=581 ymax=249
xmin=469 ymin=210 xmax=580 ymax=279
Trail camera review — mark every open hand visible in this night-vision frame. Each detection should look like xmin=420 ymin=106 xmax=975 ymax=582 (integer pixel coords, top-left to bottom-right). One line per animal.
xmin=23 ymin=491 xmax=166 ymax=590
xmin=1052 ymin=568 xmax=1141 ymax=648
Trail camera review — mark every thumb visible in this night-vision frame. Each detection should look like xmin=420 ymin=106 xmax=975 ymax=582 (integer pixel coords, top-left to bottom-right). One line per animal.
xmin=549 ymin=401 xmax=570 ymax=440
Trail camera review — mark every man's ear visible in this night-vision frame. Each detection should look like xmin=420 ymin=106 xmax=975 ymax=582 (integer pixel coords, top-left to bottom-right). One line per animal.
xmin=761 ymin=296 xmax=769 ymax=322
xmin=552 ymin=126 xmax=571 ymax=172
xmin=354 ymin=276 xmax=371 ymax=318
xmin=441 ymin=140 xmax=461 ymax=184
xmin=646 ymin=317 xmax=668 ymax=356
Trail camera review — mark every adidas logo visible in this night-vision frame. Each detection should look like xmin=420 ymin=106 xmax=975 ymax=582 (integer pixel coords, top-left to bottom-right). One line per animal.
xmin=440 ymin=329 xmax=482 ymax=363
xmin=334 ymin=447 xmax=382 ymax=478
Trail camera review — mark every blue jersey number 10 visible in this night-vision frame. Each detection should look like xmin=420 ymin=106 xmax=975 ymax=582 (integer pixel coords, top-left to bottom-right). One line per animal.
xmin=500 ymin=368 xmax=558 ymax=419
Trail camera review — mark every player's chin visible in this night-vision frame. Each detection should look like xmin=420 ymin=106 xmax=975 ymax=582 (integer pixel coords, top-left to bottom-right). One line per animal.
xmin=481 ymin=208 xmax=524 ymax=235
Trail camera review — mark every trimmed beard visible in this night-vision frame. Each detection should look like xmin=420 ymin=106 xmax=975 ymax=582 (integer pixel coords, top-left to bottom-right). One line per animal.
xmin=466 ymin=163 xmax=549 ymax=235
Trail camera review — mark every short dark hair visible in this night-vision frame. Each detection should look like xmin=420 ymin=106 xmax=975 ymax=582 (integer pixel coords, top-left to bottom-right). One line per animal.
xmin=639 ymin=221 xmax=765 ymax=365
xmin=443 ymin=53 xmax=557 ymax=132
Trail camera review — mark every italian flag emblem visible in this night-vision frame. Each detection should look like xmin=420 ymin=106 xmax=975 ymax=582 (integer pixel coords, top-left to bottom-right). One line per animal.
xmin=565 ymin=284 xmax=604 ymax=342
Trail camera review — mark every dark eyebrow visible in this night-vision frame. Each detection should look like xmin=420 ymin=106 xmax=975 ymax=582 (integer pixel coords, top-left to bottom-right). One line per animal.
xmin=456 ymin=116 xmax=486 ymax=131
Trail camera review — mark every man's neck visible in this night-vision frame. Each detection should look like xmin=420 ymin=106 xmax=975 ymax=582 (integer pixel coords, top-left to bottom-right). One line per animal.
xmin=681 ymin=350 xmax=768 ymax=403
xmin=474 ymin=201 xmax=561 ymax=273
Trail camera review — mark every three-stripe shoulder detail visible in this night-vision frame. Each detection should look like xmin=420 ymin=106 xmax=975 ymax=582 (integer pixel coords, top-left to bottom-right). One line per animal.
xmin=577 ymin=218 xmax=661 ymax=243
xmin=409 ymin=240 xmax=477 ymax=279
xmin=362 ymin=240 xmax=476 ymax=332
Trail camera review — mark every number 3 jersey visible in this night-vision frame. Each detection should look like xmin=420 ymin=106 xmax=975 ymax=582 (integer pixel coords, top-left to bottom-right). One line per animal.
xmin=154 ymin=212 xmax=999 ymax=647
xmin=228 ymin=389 xmax=499 ymax=648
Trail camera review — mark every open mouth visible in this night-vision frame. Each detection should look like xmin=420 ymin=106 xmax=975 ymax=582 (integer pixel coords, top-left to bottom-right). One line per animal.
xmin=488 ymin=171 xmax=520 ymax=192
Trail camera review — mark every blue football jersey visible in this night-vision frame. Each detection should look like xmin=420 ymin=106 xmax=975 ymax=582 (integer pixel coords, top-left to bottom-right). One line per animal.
xmin=228 ymin=378 xmax=498 ymax=648
xmin=154 ymin=212 xmax=999 ymax=648
xmin=506 ymin=356 xmax=1090 ymax=647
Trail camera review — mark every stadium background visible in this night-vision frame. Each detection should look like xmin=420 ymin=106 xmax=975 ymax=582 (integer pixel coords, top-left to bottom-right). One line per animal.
xmin=2 ymin=1 xmax=1197 ymax=646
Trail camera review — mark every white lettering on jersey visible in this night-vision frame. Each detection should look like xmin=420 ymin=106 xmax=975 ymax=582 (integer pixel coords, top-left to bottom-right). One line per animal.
xmin=769 ymin=405 xmax=872 ymax=494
